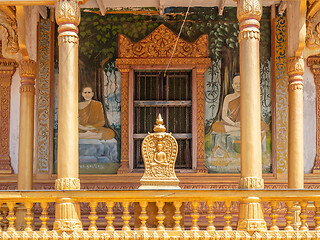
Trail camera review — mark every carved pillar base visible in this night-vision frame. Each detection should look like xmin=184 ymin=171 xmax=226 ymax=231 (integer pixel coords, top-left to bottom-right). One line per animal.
xmin=237 ymin=197 xmax=267 ymax=232
xmin=54 ymin=178 xmax=82 ymax=232
xmin=53 ymin=198 xmax=82 ymax=232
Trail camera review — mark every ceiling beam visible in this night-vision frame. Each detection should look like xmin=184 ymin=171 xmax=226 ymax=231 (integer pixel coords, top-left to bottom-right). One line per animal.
xmin=0 ymin=0 xmax=283 ymax=7
xmin=95 ymin=0 xmax=106 ymax=15
xmin=218 ymin=0 xmax=226 ymax=15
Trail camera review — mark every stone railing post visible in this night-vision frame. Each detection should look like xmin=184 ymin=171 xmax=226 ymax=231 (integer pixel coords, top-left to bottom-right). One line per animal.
xmin=18 ymin=59 xmax=37 ymax=190
xmin=236 ymin=0 xmax=267 ymax=232
xmin=54 ymin=0 xmax=82 ymax=231
xmin=0 ymin=59 xmax=16 ymax=174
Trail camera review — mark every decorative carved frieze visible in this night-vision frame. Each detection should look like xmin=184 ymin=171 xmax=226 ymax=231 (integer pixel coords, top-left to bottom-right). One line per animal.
xmin=36 ymin=17 xmax=52 ymax=173
xmin=195 ymin=68 xmax=207 ymax=173
xmin=239 ymin=177 xmax=264 ymax=189
xmin=55 ymin=177 xmax=80 ymax=190
xmin=0 ymin=58 xmax=16 ymax=174
xmin=118 ymin=24 xmax=208 ymax=59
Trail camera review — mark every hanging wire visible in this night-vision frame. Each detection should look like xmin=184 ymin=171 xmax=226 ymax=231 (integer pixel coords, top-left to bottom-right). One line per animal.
xmin=163 ymin=0 xmax=193 ymax=77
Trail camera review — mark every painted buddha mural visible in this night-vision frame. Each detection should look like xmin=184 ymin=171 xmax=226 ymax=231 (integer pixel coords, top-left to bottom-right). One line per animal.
xmin=78 ymin=86 xmax=115 ymax=140
xmin=206 ymin=75 xmax=271 ymax=173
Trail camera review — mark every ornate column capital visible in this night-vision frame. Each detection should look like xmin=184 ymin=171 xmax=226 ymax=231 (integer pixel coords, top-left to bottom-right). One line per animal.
xmin=237 ymin=0 xmax=262 ymax=23
xmin=0 ymin=59 xmax=17 ymax=80
xmin=287 ymin=56 xmax=304 ymax=93
xmin=55 ymin=0 xmax=80 ymax=27
xmin=18 ymin=59 xmax=37 ymax=94
xmin=118 ymin=65 xmax=130 ymax=73
xmin=195 ymin=65 xmax=208 ymax=74
xmin=19 ymin=59 xmax=37 ymax=79
xmin=287 ymin=56 xmax=304 ymax=78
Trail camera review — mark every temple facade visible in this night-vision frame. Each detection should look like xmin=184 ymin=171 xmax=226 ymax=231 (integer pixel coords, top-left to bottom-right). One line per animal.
xmin=0 ymin=0 xmax=320 ymax=238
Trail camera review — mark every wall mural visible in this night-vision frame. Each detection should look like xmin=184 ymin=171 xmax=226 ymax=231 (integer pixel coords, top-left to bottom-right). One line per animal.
xmin=53 ymin=7 xmax=272 ymax=174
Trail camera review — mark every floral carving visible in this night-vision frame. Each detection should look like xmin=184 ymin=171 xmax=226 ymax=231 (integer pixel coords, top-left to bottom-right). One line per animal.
xmin=36 ymin=17 xmax=52 ymax=173
xmin=119 ymin=24 xmax=208 ymax=59
xmin=237 ymin=0 xmax=263 ymax=22
xmin=55 ymin=177 xmax=80 ymax=190
xmin=0 ymin=8 xmax=20 ymax=60
xmin=55 ymin=0 xmax=80 ymax=27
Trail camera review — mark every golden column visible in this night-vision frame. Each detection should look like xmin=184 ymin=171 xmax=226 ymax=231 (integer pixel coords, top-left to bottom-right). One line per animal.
xmin=307 ymin=56 xmax=320 ymax=173
xmin=53 ymin=0 xmax=82 ymax=231
xmin=0 ymin=59 xmax=16 ymax=174
xmin=17 ymin=59 xmax=37 ymax=189
xmin=287 ymin=56 xmax=304 ymax=188
xmin=237 ymin=0 xmax=267 ymax=232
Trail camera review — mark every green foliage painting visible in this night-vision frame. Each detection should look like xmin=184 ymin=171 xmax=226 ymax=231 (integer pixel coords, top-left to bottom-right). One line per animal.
xmin=54 ymin=7 xmax=272 ymax=174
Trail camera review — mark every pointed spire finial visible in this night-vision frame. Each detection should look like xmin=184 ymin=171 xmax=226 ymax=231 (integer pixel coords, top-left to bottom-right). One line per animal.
xmin=154 ymin=114 xmax=166 ymax=132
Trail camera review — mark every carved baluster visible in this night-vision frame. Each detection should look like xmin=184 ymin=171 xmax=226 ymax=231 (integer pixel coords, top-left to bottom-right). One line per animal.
xmin=299 ymin=201 xmax=308 ymax=231
xmin=190 ymin=201 xmax=200 ymax=231
xmin=269 ymin=201 xmax=279 ymax=231
xmin=156 ymin=201 xmax=165 ymax=231
xmin=105 ymin=201 xmax=115 ymax=231
xmin=24 ymin=201 xmax=33 ymax=231
xmin=315 ymin=201 xmax=320 ymax=230
xmin=223 ymin=201 xmax=232 ymax=230
xmin=6 ymin=202 xmax=16 ymax=231
xmin=206 ymin=201 xmax=215 ymax=231
xmin=139 ymin=201 xmax=148 ymax=230
xmin=122 ymin=201 xmax=131 ymax=231
xmin=173 ymin=201 xmax=182 ymax=231
xmin=284 ymin=201 xmax=294 ymax=230
xmin=89 ymin=201 xmax=98 ymax=231
xmin=40 ymin=201 xmax=49 ymax=231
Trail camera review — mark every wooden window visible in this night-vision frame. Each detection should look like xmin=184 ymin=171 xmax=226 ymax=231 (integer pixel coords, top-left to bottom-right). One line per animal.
xmin=133 ymin=70 xmax=192 ymax=169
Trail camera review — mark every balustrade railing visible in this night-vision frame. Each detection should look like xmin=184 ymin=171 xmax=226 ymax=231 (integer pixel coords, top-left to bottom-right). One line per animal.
xmin=0 ymin=190 xmax=319 ymax=239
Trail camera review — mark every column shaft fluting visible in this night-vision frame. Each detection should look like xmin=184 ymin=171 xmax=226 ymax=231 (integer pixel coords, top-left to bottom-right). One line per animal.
xmin=53 ymin=0 xmax=82 ymax=232
xmin=55 ymin=0 xmax=81 ymax=190
xmin=18 ymin=59 xmax=37 ymax=190
xmin=236 ymin=0 xmax=266 ymax=232
xmin=237 ymin=0 xmax=264 ymax=189
xmin=287 ymin=56 xmax=304 ymax=189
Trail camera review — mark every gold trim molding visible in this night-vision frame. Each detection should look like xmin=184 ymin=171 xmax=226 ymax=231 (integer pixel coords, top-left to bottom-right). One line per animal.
xmin=116 ymin=24 xmax=210 ymax=174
